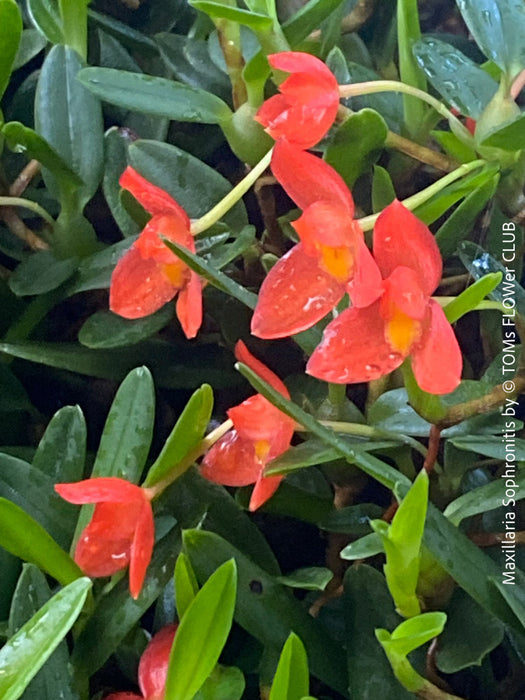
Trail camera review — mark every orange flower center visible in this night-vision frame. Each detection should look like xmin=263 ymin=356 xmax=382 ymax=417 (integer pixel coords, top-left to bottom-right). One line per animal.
xmin=385 ymin=307 xmax=421 ymax=355
xmin=317 ymin=243 xmax=354 ymax=282
xmin=254 ymin=439 xmax=271 ymax=462
xmin=160 ymin=260 xmax=189 ymax=288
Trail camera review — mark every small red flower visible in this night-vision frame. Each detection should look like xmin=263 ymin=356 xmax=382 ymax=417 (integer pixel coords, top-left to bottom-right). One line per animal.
xmin=200 ymin=341 xmax=295 ymax=510
xmin=307 ymin=200 xmax=462 ymax=394
xmin=110 ymin=167 xmax=202 ymax=339
xmin=55 ymin=477 xmax=154 ymax=599
xmin=255 ymin=52 xmax=340 ymax=149
xmin=251 ymin=140 xmax=382 ymax=339
xmin=105 ymin=624 xmax=178 ymax=700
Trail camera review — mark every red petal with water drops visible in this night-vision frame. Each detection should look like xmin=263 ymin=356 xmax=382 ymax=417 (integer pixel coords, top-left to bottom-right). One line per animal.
xmin=249 ymin=473 xmax=282 ymax=511
xmin=135 ymin=215 xmax=192 ymax=266
xmin=235 ymin=340 xmax=290 ymax=397
xmin=380 ymin=266 xmax=428 ymax=320
xmin=228 ymin=394 xmax=288 ymax=444
xmin=271 ymin=140 xmax=354 ymax=212
xmin=120 ymin=167 xmax=189 ymax=225
xmin=373 ymin=199 xmax=442 ymax=296
xmin=346 ymin=235 xmax=383 ymax=308
xmin=55 ymin=477 xmax=144 ymax=504
xmin=268 ymin=51 xmax=338 ymax=85
xmin=129 ymin=499 xmax=155 ymax=600
xmin=307 ymin=302 xmax=406 ymax=384
xmin=250 ymin=243 xmax=345 ymax=339
xmin=139 ymin=624 xmax=178 ymax=700
xmin=176 ymin=270 xmax=202 ymax=339
xmin=411 ymin=300 xmax=462 ymax=395
xmin=200 ymin=430 xmax=263 ymax=487
xmin=110 ymin=246 xmax=177 ymax=319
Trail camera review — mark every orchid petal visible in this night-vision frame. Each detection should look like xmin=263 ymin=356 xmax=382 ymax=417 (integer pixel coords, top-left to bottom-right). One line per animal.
xmin=271 ymin=140 xmax=354 ymax=212
xmin=373 ymin=199 xmax=442 ymax=295
xmin=139 ymin=625 xmax=178 ymax=699
xmin=268 ymin=52 xmax=338 ymax=84
xmin=235 ymin=340 xmax=290 ymax=397
xmin=380 ymin=267 xmax=428 ymax=320
xmin=307 ymin=303 xmax=406 ymax=383
xmin=120 ymin=167 xmax=189 ymax=225
xmin=175 ymin=271 xmax=202 ymax=339
xmin=249 ymin=473 xmax=282 ymax=511
xmin=135 ymin=214 xmax=193 ymax=265
xmin=55 ymin=477 xmax=144 ymax=504
xmin=347 ymin=235 xmax=383 ymax=308
xmin=109 ymin=246 xmax=177 ymax=320
xmin=251 ymin=243 xmax=345 ymax=339
xmin=129 ymin=500 xmax=155 ymax=599
xmin=411 ymin=300 xmax=462 ymax=394
xmin=200 ymin=430 xmax=263 ymax=486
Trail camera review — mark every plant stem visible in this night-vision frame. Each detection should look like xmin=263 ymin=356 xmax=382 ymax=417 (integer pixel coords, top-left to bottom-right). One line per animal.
xmin=357 ymin=159 xmax=486 ymax=231
xmin=191 ymin=149 xmax=273 ymax=234
xmin=0 ymin=196 xmax=55 ymax=227
xmin=317 ymin=420 xmax=428 ymax=459
xmin=338 ymin=80 xmax=472 ymax=140
xmin=144 ymin=419 xmax=233 ymax=499
xmin=328 ymin=383 xmax=347 ymax=409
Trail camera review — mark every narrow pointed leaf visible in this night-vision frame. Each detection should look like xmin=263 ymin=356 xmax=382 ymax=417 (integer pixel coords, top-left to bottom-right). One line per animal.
xmin=269 ymin=633 xmax=310 ymax=700
xmin=0 ymin=0 xmax=22 ymax=100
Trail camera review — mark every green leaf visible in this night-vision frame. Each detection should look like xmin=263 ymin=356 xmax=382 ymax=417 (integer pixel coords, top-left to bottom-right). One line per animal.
xmin=344 ymin=566 xmax=413 ymax=700
xmin=69 ymin=238 xmax=133 ymax=294
xmin=35 ymin=45 xmax=104 ymax=211
xmin=174 ymin=552 xmax=199 ymax=619
xmin=191 ymin=1 xmax=273 ymax=29
xmin=0 ymin=577 xmax=91 ymax=700
xmin=269 ymin=633 xmax=310 ymax=700
xmin=58 ymin=0 xmax=88 ymax=60
xmin=144 ymin=383 xmax=213 ymax=487
xmin=8 ymin=565 xmax=77 ymax=700
xmin=377 ymin=611 xmax=447 ymax=659
xmin=32 ymin=405 xmax=86 ymax=483
xmin=2 ymin=121 xmax=84 ymax=200
xmin=456 ymin=0 xmax=525 ymax=77
xmin=78 ymin=67 xmax=232 ymax=124
xmin=436 ymin=589 xmax=504 ymax=673
xmin=8 ymin=251 xmax=79 ymax=297
xmin=0 ymin=0 xmax=22 ymax=100
xmin=165 ymin=560 xmax=237 ymax=700
xmin=372 ymin=471 xmax=429 ymax=618
xmin=340 ymin=532 xmax=384 ymax=560
xmin=78 ymin=307 xmax=173 ymax=349
xmin=372 ymin=165 xmax=396 ymax=213
xmin=448 ymin=434 xmax=525 ymax=460
xmin=435 ymin=176 xmax=499 ymax=258
xmin=26 ymin=0 xmax=63 ymax=45
xmin=12 ymin=29 xmax=47 ymax=71
xmin=0 ymin=498 xmax=82 ymax=585
xmin=413 ymin=37 xmax=498 ymax=119
xmin=431 ymin=129 xmax=477 ymax=163
xmin=325 ymin=109 xmax=388 ymax=188
xmin=282 ymin=0 xmax=347 ymax=47
xmin=87 ymin=8 xmax=158 ymax=55
xmin=195 ymin=665 xmax=245 ymax=700
xmin=128 ymin=139 xmax=247 ymax=230
xmin=183 ymin=529 xmax=349 ymax=697
xmin=397 ymin=0 xmax=426 ymax=135
xmin=480 ymin=111 xmax=525 ymax=150
xmin=443 ymin=272 xmax=502 ymax=323
xmin=277 ymin=567 xmax=333 ymax=591
xmin=102 ymin=127 xmax=142 ymax=238
xmin=319 ymin=503 xmax=383 ymax=534
xmin=162 ymin=238 xmax=258 ymax=309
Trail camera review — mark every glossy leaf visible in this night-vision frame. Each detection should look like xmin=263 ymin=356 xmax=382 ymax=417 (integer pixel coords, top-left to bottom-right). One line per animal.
xmin=191 ymin=1 xmax=273 ymax=29
xmin=481 ymin=111 xmax=525 ymax=150
xmin=435 ymin=176 xmax=499 ymax=258
xmin=449 ymin=434 xmax=525 ymax=460
xmin=344 ymin=566 xmax=412 ymax=700
xmin=144 ymin=383 xmax=213 ymax=487
xmin=103 ymin=127 xmax=142 ymax=238
xmin=325 ymin=109 xmax=388 ymax=188
xmin=0 ymin=0 xmax=22 ymax=100
xmin=0 ymin=498 xmax=83 ymax=585
xmin=456 ymin=0 xmax=525 ymax=77
xmin=183 ymin=529 xmax=349 ymax=697
xmin=443 ymin=272 xmax=502 ymax=323
xmin=26 ymin=0 xmax=63 ymax=45
xmin=372 ymin=165 xmax=396 ymax=213
xmin=269 ymin=633 xmax=309 ymax=700
xmin=78 ymin=67 xmax=232 ymax=124
xmin=58 ymin=0 xmax=88 ymax=59
xmin=69 ymin=238 xmax=133 ymax=294
xmin=340 ymin=532 xmax=384 ymax=560
xmin=8 ymin=564 xmax=77 ymax=700
xmin=8 ymin=251 xmax=79 ymax=297
xmin=0 ymin=577 xmax=91 ymax=700
xmin=12 ymin=28 xmax=47 ymax=70
xmin=413 ymin=37 xmax=498 ymax=118
xmin=282 ymin=0 xmax=347 ymax=46
xmin=195 ymin=665 xmax=245 ymax=700
xmin=165 ymin=560 xmax=237 ymax=700
xmin=277 ymin=567 xmax=332 ymax=591
xmin=32 ymin=405 xmax=86 ymax=483
xmin=87 ymin=8 xmax=158 ymax=54
xmin=35 ymin=45 xmax=104 ymax=210
xmin=78 ymin=307 xmax=173 ymax=349
xmin=397 ymin=0 xmax=426 ymax=135
xmin=174 ymin=552 xmax=199 ymax=619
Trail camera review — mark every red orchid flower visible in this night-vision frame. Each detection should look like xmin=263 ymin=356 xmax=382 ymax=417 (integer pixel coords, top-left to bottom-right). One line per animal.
xmin=110 ymin=167 xmax=202 ymax=339
xmin=105 ymin=624 xmax=178 ymax=700
xmin=307 ymin=199 xmax=462 ymax=394
xmin=251 ymin=140 xmax=382 ymax=339
xmin=55 ymin=477 xmax=154 ymax=599
xmin=200 ymin=340 xmax=295 ymax=511
xmin=255 ymin=52 xmax=340 ymax=149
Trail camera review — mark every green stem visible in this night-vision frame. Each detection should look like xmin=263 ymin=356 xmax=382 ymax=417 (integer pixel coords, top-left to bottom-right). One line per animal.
xmin=328 ymin=383 xmax=347 ymax=409
xmin=357 ymin=159 xmax=486 ymax=231
xmin=317 ymin=420 xmax=428 ymax=459
xmin=0 ymin=196 xmax=55 ymax=227
xmin=191 ymin=149 xmax=273 ymax=234
xmin=338 ymin=80 xmax=471 ymax=140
